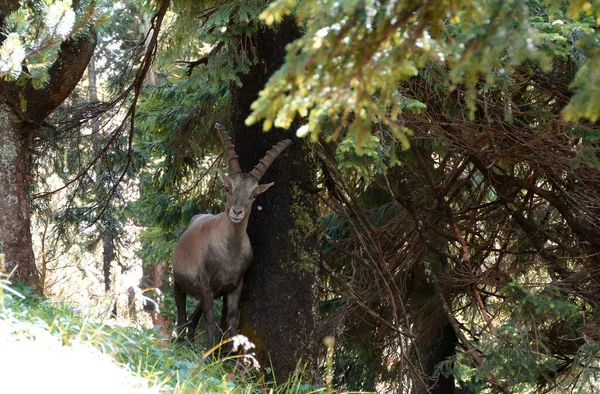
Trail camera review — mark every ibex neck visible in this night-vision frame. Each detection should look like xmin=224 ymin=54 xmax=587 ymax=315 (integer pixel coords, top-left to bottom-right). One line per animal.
xmin=219 ymin=213 xmax=250 ymax=242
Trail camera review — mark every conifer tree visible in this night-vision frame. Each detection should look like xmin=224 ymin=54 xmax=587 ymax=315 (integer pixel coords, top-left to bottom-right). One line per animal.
xmin=0 ymin=0 xmax=96 ymax=290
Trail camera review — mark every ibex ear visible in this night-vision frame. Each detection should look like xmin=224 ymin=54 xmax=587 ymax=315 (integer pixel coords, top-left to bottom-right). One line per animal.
xmin=257 ymin=182 xmax=274 ymax=194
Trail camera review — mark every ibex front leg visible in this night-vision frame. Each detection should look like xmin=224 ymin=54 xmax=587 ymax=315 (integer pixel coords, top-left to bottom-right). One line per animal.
xmin=221 ymin=279 xmax=244 ymax=341
xmin=187 ymin=277 xmax=214 ymax=345
xmin=198 ymin=295 xmax=217 ymax=349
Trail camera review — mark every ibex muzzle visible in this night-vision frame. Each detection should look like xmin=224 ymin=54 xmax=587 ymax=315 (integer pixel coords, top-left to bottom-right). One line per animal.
xmin=172 ymin=123 xmax=291 ymax=348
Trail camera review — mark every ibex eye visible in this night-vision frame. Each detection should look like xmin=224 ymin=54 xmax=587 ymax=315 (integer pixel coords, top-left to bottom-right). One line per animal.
xmin=225 ymin=187 xmax=231 ymax=193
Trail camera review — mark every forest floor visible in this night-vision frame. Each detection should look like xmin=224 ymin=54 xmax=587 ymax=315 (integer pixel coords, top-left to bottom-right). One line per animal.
xmin=0 ymin=280 xmax=320 ymax=394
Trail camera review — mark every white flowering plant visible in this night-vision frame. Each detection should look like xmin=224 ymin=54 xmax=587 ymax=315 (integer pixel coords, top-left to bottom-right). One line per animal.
xmin=200 ymin=334 xmax=262 ymax=371
xmin=0 ymin=0 xmax=92 ymax=88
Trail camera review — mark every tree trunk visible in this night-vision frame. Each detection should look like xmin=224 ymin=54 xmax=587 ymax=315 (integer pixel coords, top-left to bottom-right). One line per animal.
xmin=0 ymin=25 xmax=96 ymax=292
xmin=410 ymin=266 xmax=460 ymax=394
xmin=102 ymin=232 xmax=115 ymax=291
xmin=0 ymin=102 xmax=39 ymax=288
xmin=230 ymin=20 xmax=321 ymax=382
xmin=392 ymin=159 xmax=465 ymax=393
xmin=151 ymin=262 xmax=169 ymax=338
xmin=88 ymin=54 xmax=116 ymax=297
xmin=88 ymin=54 xmax=101 ymax=149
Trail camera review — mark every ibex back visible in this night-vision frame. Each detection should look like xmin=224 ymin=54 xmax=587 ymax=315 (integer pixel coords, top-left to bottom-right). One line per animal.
xmin=172 ymin=123 xmax=291 ymax=347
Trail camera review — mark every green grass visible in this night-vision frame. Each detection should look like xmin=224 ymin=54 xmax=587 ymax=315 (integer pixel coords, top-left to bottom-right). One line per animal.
xmin=0 ymin=277 xmax=324 ymax=393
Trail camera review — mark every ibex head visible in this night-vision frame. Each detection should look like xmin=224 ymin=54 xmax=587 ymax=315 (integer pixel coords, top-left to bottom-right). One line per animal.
xmin=215 ymin=123 xmax=292 ymax=223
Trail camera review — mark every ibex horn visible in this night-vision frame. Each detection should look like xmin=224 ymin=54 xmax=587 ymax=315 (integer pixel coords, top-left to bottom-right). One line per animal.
xmin=215 ymin=123 xmax=241 ymax=175
xmin=249 ymin=139 xmax=292 ymax=181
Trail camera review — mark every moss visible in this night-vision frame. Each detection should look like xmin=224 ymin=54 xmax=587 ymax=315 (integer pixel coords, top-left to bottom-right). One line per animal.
xmin=19 ymin=93 xmax=27 ymax=113
xmin=0 ymin=139 xmax=18 ymax=174
xmin=6 ymin=195 xmax=18 ymax=207
xmin=0 ymin=102 xmax=19 ymax=170
xmin=239 ymin=318 xmax=268 ymax=363
xmin=287 ymin=183 xmax=320 ymax=274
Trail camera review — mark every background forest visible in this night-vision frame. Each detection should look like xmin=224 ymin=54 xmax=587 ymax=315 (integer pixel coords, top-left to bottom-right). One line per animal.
xmin=1 ymin=0 xmax=600 ymax=393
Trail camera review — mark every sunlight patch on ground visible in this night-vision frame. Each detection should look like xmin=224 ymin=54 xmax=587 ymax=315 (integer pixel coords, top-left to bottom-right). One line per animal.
xmin=0 ymin=318 xmax=160 ymax=394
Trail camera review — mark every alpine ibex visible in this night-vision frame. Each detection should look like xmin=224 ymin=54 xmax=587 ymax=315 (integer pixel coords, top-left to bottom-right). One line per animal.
xmin=172 ymin=123 xmax=291 ymax=347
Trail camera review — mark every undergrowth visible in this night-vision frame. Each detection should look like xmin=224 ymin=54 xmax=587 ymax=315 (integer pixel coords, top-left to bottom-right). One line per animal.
xmin=0 ymin=276 xmax=324 ymax=393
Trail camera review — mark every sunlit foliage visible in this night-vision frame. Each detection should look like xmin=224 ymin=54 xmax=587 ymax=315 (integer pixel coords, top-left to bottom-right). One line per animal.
xmin=249 ymin=0 xmax=600 ymax=145
xmin=0 ymin=0 xmax=98 ymax=86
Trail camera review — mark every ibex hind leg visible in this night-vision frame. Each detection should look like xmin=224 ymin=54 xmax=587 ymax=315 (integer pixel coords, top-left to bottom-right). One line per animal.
xmin=187 ymin=302 xmax=203 ymax=342
xmin=173 ymin=281 xmax=188 ymax=343
xmin=219 ymin=295 xmax=229 ymax=336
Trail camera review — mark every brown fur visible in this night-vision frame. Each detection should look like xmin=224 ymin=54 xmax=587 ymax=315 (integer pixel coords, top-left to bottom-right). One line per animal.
xmin=172 ymin=124 xmax=291 ymax=347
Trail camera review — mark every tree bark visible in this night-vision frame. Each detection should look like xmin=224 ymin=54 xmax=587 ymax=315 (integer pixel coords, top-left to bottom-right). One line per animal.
xmin=102 ymin=231 xmax=115 ymax=291
xmin=229 ymin=20 xmax=321 ymax=382
xmin=0 ymin=27 xmax=96 ymax=292
xmin=410 ymin=265 xmax=461 ymax=394
xmin=88 ymin=54 xmax=117 ymax=297
xmin=391 ymin=159 xmax=466 ymax=393
xmin=0 ymin=103 xmax=38 ymax=286
xmin=151 ymin=262 xmax=169 ymax=338
xmin=88 ymin=54 xmax=101 ymax=149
